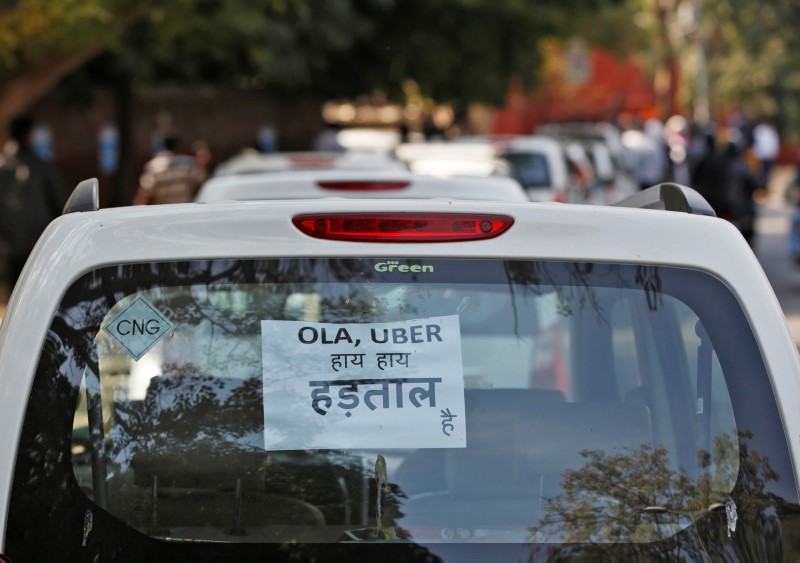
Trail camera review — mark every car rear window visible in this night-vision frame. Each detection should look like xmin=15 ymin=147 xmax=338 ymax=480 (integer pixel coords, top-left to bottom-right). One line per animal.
xmin=500 ymin=152 xmax=551 ymax=188
xmin=7 ymin=258 xmax=797 ymax=561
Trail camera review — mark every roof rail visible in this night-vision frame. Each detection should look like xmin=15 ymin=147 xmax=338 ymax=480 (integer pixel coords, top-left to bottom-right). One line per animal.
xmin=62 ymin=178 xmax=99 ymax=215
xmin=613 ymin=182 xmax=716 ymax=217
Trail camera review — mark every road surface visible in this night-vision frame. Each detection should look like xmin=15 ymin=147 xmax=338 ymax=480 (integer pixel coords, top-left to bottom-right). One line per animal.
xmin=755 ymin=165 xmax=800 ymax=346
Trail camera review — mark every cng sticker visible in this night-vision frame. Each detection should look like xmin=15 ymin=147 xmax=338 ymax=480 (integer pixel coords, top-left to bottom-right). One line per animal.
xmin=103 ymin=296 xmax=175 ymax=361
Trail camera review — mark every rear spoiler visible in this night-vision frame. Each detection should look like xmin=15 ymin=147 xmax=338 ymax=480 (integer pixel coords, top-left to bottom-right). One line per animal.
xmin=63 ymin=178 xmax=100 ymax=215
xmin=613 ymin=183 xmax=716 ymax=217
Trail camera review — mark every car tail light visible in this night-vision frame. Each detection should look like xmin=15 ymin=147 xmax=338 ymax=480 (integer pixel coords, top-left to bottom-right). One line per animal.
xmin=292 ymin=213 xmax=514 ymax=242
xmin=316 ymin=181 xmax=410 ymax=191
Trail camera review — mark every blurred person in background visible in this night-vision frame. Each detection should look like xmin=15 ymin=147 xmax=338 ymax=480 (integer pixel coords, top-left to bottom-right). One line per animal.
xmin=723 ymin=135 xmax=758 ymax=247
xmin=686 ymin=122 xmax=713 ymax=180
xmin=664 ymin=115 xmax=691 ymax=185
xmin=0 ymin=114 xmax=65 ymax=290
xmin=192 ymin=139 xmax=213 ymax=184
xmin=133 ymin=134 xmax=205 ymax=205
xmin=691 ymin=132 xmax=734 ymax=220
xmin=726 ymin=107 xmax=753 ymax=148
xmin=752 ymin=117 xmax=780 ymax=190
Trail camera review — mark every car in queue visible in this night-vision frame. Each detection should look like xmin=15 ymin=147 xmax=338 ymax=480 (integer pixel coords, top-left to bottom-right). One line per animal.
xmin=195 ymin=169 xmax=529 ymax=203
xmin=393 ymin=142 xmax=512 ymax=178
xmin=536 ymin=121 xmax=626 ymax=171
xmin=1 ymin=179 xmax=800 ymax=561
xmin=452 ymin=135 xmax=605 ymax=205
xmin=213 ymin=150 xmax=409 ymax=177
xmin=493 ymin=136 xmax=576 ymax=203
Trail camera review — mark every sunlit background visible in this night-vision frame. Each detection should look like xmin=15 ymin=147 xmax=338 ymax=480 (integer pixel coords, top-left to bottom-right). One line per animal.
xmin=3 ymin=1 xmax=795 ymax=198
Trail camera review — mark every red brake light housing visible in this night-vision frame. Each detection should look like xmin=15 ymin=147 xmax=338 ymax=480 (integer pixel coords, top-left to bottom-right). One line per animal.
xmin=316 ymin=181 xmax=410 ymax=191
xmin=292 ymin=213 xmax=514 ymax=242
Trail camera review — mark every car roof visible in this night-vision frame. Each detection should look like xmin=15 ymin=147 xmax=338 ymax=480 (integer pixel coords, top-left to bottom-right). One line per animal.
xmin=496 ymin=136 xmax=570 ymax=188
xmin=498 ymin=135 xmax=564 ymax=155
xmin=213 ymin=151 xmax=408 ymax=176
xmin=31 ymin=195 xmax=731 ymax=265
xmin=196 ymin=169 xmax=529 ymax=202
xmin=335 ymin=128 xmax=402 ymax=153
xmin=393 ymin=142 xmax=511 ymax=177
xmin=536 ymin=123 xmax=626 ymax=162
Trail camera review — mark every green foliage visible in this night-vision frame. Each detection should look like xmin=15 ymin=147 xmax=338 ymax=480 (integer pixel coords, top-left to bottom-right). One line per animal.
xmin=669 ymin=0 xmax=800 ymax=121
xmin=0 ymin=0 xmax=636 ymax=114
xmin=558 ymin=0 xmax=648 ymax=57
xmin=0 ymin=0 xmax=149 ymax=76
xmin=55 ymin=0 xmax=626 ymax=105
xmin=531 ymin=431 xmax=777 ymax=552
xmin=703 ymin=0 xmax=792 ymax=116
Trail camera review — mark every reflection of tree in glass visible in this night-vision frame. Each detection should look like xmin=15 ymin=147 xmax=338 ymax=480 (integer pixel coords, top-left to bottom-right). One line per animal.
xmin=503 ymin=262 xmax=665 ymax=334
xmin=16 ymin=334 xmax=80 ymax=490
xmin=109 ymin=373 xmax=267 ymax=465
xmin=106 ymin=371 xmax=390 ymax=529
xmin=529 ymin=432 xmax=783 ymax=559
xmin=635 ymin=265 xmax=663 ymax=311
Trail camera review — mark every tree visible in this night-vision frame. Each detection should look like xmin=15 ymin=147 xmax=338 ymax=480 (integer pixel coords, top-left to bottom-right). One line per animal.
xmin=4 ymin=0 xmax=630 ymax=124
xmin=0 ymin=0 xmax=158 ymax=139
xmin=530 ymin=432 xmax=784 ymax=560
xmin=636 ymin=0 xmax=800 ymax=133
xmin=107 ymin=0 xmax=619 ymax=105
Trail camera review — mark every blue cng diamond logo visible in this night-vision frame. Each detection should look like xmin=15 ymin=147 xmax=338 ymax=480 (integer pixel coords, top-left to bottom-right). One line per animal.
xmin=103 ymin=296 xmax=175 ymax=361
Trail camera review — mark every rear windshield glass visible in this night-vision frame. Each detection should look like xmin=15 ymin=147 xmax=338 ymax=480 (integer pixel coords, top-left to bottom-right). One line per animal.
xmin=9 ymin=258 xmax=796 ymax=560
xmin=500 ymin=152 xmax=551 ymax=188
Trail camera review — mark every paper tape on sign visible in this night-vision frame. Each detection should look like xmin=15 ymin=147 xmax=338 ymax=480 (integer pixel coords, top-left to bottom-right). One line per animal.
xmin=262 ymin=315 xmax=466 ymax=451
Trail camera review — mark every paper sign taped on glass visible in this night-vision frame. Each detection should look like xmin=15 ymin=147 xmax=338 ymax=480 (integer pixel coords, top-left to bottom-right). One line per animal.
xmin=262 ymin=315 xmax=466 ymax=451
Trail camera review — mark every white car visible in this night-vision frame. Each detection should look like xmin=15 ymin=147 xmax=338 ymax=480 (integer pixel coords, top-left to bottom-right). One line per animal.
xmin=437 ymin=135 xmax=581 ymax=203
xmin=536 ymin=121 xmax=626 ymax=169
xmin=393 ymin=142 xmax=512 ymax=178
xmin=196 ymin=169 xmax=529 ymax=203
xmin=467 ymin=135 xmax=577 ymax=203
xmin=1 ymin=179 xmax=799 ymax=561
xmin=213 ymin=150 xmax=409 ymax=176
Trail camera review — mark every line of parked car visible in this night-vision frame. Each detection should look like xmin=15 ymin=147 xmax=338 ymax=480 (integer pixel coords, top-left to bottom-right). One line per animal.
xmin=2 ymin=122 xmax=800 ymax=562
xmin=204 ymin=124 xmax=641 ymax=206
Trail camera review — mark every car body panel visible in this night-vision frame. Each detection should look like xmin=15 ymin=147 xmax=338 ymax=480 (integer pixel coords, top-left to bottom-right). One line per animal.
xmin=1 ymin=198 xmax=799 ymax=551
xmin=213 ymin=151 xmax=409 ymax=176
xmin=196 ymin=169 xmax=528 ymax=202
xmin=393 ymin=142 xmax=511 ymax=177
xmin=497 ymin=136 xmax=572 ymax=202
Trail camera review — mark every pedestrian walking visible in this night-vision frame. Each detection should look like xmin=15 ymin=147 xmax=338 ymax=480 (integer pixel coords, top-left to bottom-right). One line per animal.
xmin=752 ymin=117 xmax=780 ymax=190
xmin=0 ymin=115 xmax=65 ymax=290
xmin=133 ymin=134 xmax=205 ymax=205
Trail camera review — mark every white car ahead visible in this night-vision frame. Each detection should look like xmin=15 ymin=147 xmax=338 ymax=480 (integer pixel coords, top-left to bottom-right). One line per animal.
xmin=495 ymin=136 xmax=575 ymax=202
xmin=452 ymin=135 xmax=589 ymax=204
xmin=213 ymin=151 xmax=409 ymax=177
xmin=1 ymin=180 xmax=799 ymax=562
xmin=196 ymin=169 xmax=529 ymax=203
xmin=393 ymin=142 xmax=512 ymax=178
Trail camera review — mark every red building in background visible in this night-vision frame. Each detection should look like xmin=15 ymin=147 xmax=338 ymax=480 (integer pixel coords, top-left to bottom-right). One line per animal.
xmin=492 ymin=41 xmax=676 ymax=135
